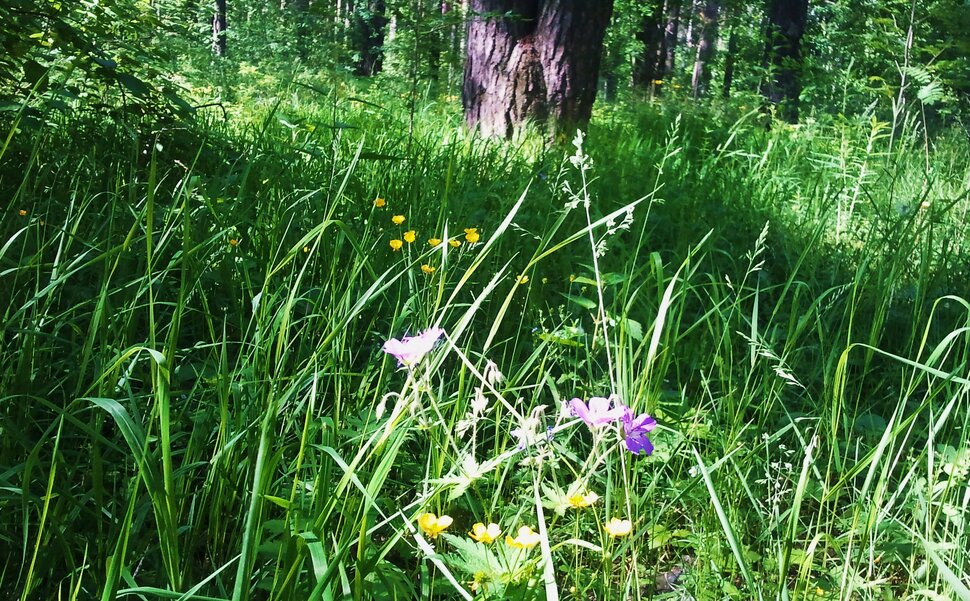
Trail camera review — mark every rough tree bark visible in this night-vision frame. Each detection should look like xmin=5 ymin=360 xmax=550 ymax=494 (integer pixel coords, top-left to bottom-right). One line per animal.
xmin=462 ymin=0 xmax=614 ymax=138
xmin=212 ymin=0 xmax=227 ymax=56
xmin=762 ymin=0 xmax=809 ymax=122
xmin=353 ymin=0 xmax=388 ymax=75
xmin=690 ymin=0 xmax=719 ymax=98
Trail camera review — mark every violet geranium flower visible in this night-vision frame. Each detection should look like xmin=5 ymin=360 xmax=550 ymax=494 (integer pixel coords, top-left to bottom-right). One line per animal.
xmin=569 ymin=395 xmax=626 ymax=429
xmin=382 ymin=327 xmax=444 ymax=367
xmin=622 ymin=407 xmax=657 ymax=455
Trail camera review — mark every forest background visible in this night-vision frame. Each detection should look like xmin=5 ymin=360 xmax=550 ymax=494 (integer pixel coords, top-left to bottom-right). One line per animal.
xmin=2 ymin=0 xmax=970 ymax=600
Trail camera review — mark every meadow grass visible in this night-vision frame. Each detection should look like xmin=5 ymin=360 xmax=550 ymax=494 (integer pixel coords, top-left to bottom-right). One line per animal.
xmin=1 ymin=80 xmax=969 ymax=601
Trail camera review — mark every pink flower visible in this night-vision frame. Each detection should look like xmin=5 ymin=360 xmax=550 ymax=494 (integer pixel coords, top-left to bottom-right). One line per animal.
xmin=569 ymin=395 xmax=625 ymax=429
xmin=382 ymin=327 xmax=444 ymax=367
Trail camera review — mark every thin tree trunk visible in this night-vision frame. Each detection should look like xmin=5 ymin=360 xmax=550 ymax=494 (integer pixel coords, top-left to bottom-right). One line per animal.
xmin=684 ymin=0 xmax=700 ymax=52
xmin=690 ymin=0 xmax=719 ymax=98
xmin=762 ymin=0 xmax=809 ymax=122
xmin=633 ymin=0 xmax=666 ymax=88
xmin=212 ymin=0 xmax=227 ymax=56
xmin=353 ymin=0 xmax=388 ymax=75
xmin=721 ymin=11 xmax=737 ymax=98
xmin=663 ymin=0 xmax=680 ymax=77
xmin=462 ymin=0 xmax=614 ymax=138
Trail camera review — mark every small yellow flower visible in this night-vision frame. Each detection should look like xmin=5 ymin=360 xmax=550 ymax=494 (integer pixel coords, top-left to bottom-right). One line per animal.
xmin=469 ymin=522 xmax=501 ymax=544
xmin=404 ymin=230 xmax=417 ymax=243
xmin=567 ymin=491 xmax=599 ymax=509
xmin=428 ymin=237 xmax=442 ymax=247
xmin=505 ymin=525 xmax=541 ymax=549
xmin=389 ymin=239 xmax=403 ymax=251
xmin=652 ymin=79 xmax=664 ymax=85
xmin=229 ymin=238 xmax=239 ymax=247
xmin=18 ymin=209 xmax=27 ymax=216
xmin=604 ymin=517 xmax=633 ymax=538
xmin=418 ymin=513 xmax=453 ymax=538
xmin=303 ymin=246 xmax=310 ymax=253
xmin=517 ymin=275 xmax=529 ymax=284
xmin=449 ymin=239 xmax=461 ymax=248
xmin=421 ymin=264 xmax=436 ymax=274
xmin=374 ymin=197 xmax=386 ymax=208
xmin=568 ymin=274 xmax=576 ymax=282
xmin=541 ymin=277 xmax=549 ymax=284
xmin=392 ymin=215 xmax=406 ymax=225
xmin=464 ymin=228 xmax=480 ymax=244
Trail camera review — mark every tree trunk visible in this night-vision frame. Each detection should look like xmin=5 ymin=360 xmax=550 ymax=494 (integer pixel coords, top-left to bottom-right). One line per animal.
xmin=662 ymin=0 xmax=680 ymax=77
xmin=762 ymin=0 xmax=808 ymax=122
xmin=690 ymin=0 xmax=719 ymax=98
xmin=353 ymin=0 xmax=388 ymax=75
xmin=462 ymin=0 xmax=614 ymax=138
xmin=632 ymin=0 xmax=666 ymax=88
xmin=212 ymin=0 xmax=227 ymax=56
xmin=721 ymin=11 xmax=737 ymax=98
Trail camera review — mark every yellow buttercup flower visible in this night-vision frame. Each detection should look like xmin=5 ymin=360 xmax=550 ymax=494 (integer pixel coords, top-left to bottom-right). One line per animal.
xmin=469 ymin=522 xmax=501 ymax=544
xmin=389 ymin=239 xmax=403 ymax=251
xmin=428 ymin=238 xmax=442 ymax=247
xmin=517 ymin=275 xmax=529 ymax=284
xmin=567 ymin=491 xmax=599 ymax=509
xmin=568 ymin=274 xmax=576 ymax=282
xmin=392 ymin=215 xmax=406 ymax=225
xmin=449 ymin=239 xmax=461 ymax=248
xmin=18 ymin=209 xmax=27 ymax=216
xmin=229 ymin=238 xmax=239 ymax=247
xmin=421 ymin=264 xmax=436 ymax=274
xmin=604 ymin=517 xmax=633 ymax=538
xmin=374 ymin=197 xmax=386 ymax=208
xmin=404 ymin=230 xmax=417 ymax=243
xmin=505 ymin=525 xmax=541 ymax=549
xmin=303 ymin=246 xmax=310 ymax=253
xmin=652 ymin=79 xmax=664 ymax=85
xmin=417 ymin=513 xmax=453 ymax=538
xmin=464 ymin=228 xmax=480 ymax=244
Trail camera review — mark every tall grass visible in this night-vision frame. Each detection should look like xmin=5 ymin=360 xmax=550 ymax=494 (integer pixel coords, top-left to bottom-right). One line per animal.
xmin=1 ymin=83 xmax=969 ymax=601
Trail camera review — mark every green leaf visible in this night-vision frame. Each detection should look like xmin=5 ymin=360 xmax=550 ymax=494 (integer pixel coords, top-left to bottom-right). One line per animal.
xmin=560 ymin=293 xmax=596 ymax=310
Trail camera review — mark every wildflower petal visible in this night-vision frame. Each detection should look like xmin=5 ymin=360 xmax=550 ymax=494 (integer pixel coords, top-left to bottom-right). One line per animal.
xmin=382 ymin=327 xmax=444 ymax=367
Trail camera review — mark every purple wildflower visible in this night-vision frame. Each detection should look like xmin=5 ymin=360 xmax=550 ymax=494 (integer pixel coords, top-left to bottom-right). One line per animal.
xmin=569 ymin=396 xmax=626 ymax=429
xmin=382 ymin=327 xmax=444 ymax=367
xmin=622 ymin=407 xmax=657 ymax=455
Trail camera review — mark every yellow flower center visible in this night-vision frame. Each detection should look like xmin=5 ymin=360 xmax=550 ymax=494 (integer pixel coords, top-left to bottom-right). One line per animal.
xmin=604 ymin=518 xmax=633 ymax=538
xmin=469 ymin=522 xmax=501 ymax=543
xmin=418 ymin=513 xmax=453 ymax=538
xmin=505 ymin=525 xmax=541 ymax=549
